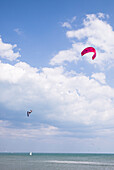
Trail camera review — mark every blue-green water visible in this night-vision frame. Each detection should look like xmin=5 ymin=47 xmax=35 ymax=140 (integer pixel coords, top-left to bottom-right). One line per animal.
xmin=0 ymin=153 xmax=114 ymax=170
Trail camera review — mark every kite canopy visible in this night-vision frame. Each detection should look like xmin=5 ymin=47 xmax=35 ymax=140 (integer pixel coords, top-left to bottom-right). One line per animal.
xmin=81 ymin=47 xmax=96 ymax=60
xmin=27 ymin=110 xmax=32 ymax=117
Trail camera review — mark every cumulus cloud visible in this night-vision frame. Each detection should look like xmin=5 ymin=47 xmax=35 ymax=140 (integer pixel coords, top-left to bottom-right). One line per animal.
xmin=0 ymin=37 xmax=20 ymax=61
xmin=51 ymin=13 xmax=114 ymax=69
xmin=62 ymin=22 xmax=72 ymax=29
xmin=0 ymin=60 xmax=114 ymax=128
xmin=91 ymin=72 xmax=106 ymax=84
xmin=50 ymin=46 xmax=79 ymax=65
xmin=0 ymin=13 xmax=114 ymax=141
xmin=61 ymin=16 xmax=76 ymax=29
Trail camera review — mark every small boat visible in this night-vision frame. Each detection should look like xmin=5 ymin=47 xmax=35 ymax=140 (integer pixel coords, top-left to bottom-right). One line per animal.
xmin=29 ymin=152 xmax=32 ymax=156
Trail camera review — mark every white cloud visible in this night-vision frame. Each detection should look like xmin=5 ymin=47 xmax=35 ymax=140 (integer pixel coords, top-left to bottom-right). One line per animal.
xmin=66 ymin=13 xmax=114 ymax=68
xmin=0 ymin=61 xmax=114 ymax=127
xmin=91 ymin=72 xmax=106 ymax=84
xmin=0 ymin=120 xmax=11 ymax=127
xmin=14 ymin=28 xmax=23 ymax=35
xmin=52 ymin=13 xmax=114 ymax=68
xmin=97 ymin=12 xmax=109 ymax=19
xmin=61 ymin=16 xmax=76 ymax=29
xmin=50 ymin=46 xmax=79 ymax=65
xmin=0 ymin=37 xmax=20 ymax=61
xmin=50 ymin=43 xmax=84 ymax=65
xmin=0 ymin=13 xmax=114 ymax=142
xmin=0 ymin=120 xmax=69 ymax=138
xmin=62 ymin=22 xmax=72 ymax=29
xmin=71 ymin=16 xmax=76 ymax=23
xmin=0 ymin=62 xmax=38 ymax=85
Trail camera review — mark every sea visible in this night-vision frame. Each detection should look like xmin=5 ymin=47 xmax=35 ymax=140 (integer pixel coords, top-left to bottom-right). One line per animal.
xmin=0 ymin=153 xmax=114 ymax=170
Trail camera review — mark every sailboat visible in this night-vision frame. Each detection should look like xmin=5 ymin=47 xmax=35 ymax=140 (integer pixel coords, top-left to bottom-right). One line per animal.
xmin=29 ymin=152 xmax=32 ymax=156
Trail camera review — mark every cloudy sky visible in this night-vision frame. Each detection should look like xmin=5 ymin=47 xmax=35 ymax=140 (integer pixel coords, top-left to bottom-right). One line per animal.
xmin=0 ymin=0 xmax=114 ymax=153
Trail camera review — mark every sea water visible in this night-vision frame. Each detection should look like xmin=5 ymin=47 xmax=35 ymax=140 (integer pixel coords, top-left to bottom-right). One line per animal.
xmin=0 ymin=153 xmax=114 ymax=170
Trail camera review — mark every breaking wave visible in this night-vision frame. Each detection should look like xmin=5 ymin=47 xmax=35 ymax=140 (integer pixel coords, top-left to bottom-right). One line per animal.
xmin=46 ymin=160 xmax=114 ymax=166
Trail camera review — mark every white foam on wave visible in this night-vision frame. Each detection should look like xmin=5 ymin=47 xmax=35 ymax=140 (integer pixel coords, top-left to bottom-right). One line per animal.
xmin=46 ymin=160 xmax=114 ymax=166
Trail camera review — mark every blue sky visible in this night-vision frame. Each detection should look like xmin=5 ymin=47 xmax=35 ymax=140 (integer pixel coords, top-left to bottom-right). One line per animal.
xmin=0 ymin=0 xmax=114 ymax=153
